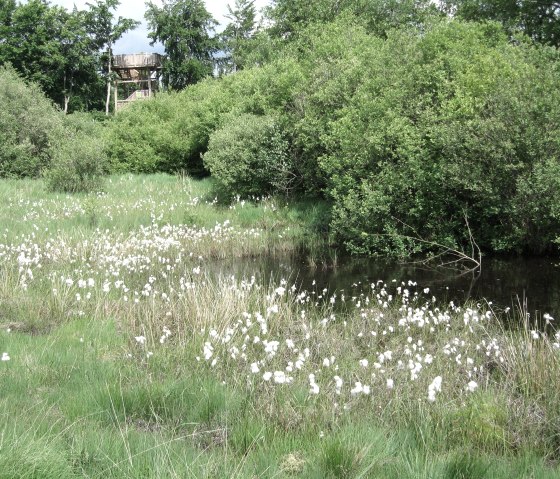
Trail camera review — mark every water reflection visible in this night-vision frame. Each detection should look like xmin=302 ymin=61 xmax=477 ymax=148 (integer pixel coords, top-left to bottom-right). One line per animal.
xmin=208 ymin=255 xmax=560 ymax=318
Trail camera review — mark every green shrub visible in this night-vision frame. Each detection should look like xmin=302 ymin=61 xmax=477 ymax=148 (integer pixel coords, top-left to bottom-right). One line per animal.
xmin=105 ymin=78 xmax=238 ymax=176
xmin=103 ymin=96 xmax=173 ymax=174
xmin=317 ymin=21 xmax=560 ymax=256
xmin=449 ymin=392 xmax=511 ymax=453
xmin=104 ymin=58 xmax=305 ymax=178
xmin=203 ymin=113 xmax=291 ymax=200
xmin=45 ymin=113 xmax=108 ymax=193
xmin=0 ymin=65 xmax=63 ymax=178
xmin=100 ymin=18 xmax=560 ymax=256
xmin=512 ymin=158 xmax=560 ymax=254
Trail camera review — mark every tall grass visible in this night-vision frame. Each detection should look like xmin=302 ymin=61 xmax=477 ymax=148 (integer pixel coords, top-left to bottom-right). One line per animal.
xmin=0 ymin=174 xmax=558 ymax=478
xmin=0 ymin=173 xmax=327 ymax=250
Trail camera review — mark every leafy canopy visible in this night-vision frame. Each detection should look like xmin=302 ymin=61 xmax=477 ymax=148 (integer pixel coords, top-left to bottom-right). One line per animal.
xmin=441 ymin=0 xmax=560 ymax=47
xmin=146 ymin=0 xmax=219 ymax=90
xmin=220 ymin=0 xmax=257 ymax=73
xmin=0 ymin=0 xmax=138 ymax=112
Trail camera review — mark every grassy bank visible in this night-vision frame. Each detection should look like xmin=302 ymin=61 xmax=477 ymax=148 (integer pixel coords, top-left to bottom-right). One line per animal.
xmin=1 ymin=174 xmax=559 ymax=478
xmin=0 ymin=173 xmax=328 ymax=251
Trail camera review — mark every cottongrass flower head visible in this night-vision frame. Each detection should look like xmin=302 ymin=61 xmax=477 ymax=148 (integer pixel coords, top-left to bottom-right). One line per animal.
xmin=308 ymin=374 xmax=320 ymax=394
xmin=466 ymin=380 xmax=478 ymax=392
xmin=428 ymin=376 xmax=442 ymax=402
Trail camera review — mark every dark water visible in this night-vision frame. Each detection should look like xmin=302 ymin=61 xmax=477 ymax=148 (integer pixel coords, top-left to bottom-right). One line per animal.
xmin=213 ymin=255 xmax=560 ymax=319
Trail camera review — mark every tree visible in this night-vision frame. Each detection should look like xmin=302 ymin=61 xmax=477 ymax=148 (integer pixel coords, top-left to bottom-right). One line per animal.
xmin=0 ymin=0 xmax=17 ymax=40
xmin=266 ymin=0 xmax=440 ymax=39
xmin=85 ymin=0 xmax=139 ymax=115
xmin=0 ymin=0 xmax=68 ymax=106
xmin=145 ymin=0 xmax=218 ymax=90
xmin=440 ymin=0 xmax=560 ymax=47
xmin=0 ymin=0 xmax=109 ymax=112
xmin=220 ymin=0 xmax=257 ymax=73
xmin=59 ymin=8 xmax=101 ymax=113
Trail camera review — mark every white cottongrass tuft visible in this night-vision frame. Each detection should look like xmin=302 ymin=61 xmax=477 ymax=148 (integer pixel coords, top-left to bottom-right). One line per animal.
xmin=351 ymin=382 xmax=370 ymax=395
xmin=308 ymin=374 xmax=320 ymax=394
xmin=274 ymin=371 xmax=288 ymax=384
xmin=274 ymin=286 xmax=286 ymax=296
xmin=428 ymin=376 xmax=442 ymax=402
xmin=334 ymin=375 xmax=343 ymax=395
xmin=466 ymin=380 xmax=478 ymax=392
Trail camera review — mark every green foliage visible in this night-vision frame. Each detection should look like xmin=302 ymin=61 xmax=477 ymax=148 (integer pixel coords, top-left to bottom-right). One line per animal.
xmin=103 ymin=95 xmax=178 ymax=174
xmin=315 ymin=21 xmax=560 ymax=255
xmin=513 ymin=158 xmax=560 ymax=254
xmin=45 ymin=113 xmax=109 ymax=193
xmin=0 ymin=0 xmax=135 ymax=113
xmin=104 ymin=56 xmax=305 ymax=176
xmin=219 ymin=0 xmax=257 ymax=73
xmin=58 ymin=7 xmax=105 ymax=114
xmin=266 ymin=0 xmax=441 ymax=39
xmin=86 ymin=0 xmax=140 ymax=115
xmin=0 ymin=66 xmax=63 ymax=178
xmin=203 ymin=113 xmax=291 ymax=200
xmin=145 ymin=0 xmax=218 ymax=90
xmin=0 ymin=0 xmax=69 ymax=107
xmin=217 ymin=2 xmax=286 ymax=71
xmin=105 ymin=78 xmax=237 ymax=175
xmin=441 ymin=0 xmax=560 ymax=47
xmin=86 ymin=0 xmax=140 ymax=54
xmin=103 ymin=16 xmax=560 ymax=256
xmin=0 ymin=66 xmax=109 ymax=187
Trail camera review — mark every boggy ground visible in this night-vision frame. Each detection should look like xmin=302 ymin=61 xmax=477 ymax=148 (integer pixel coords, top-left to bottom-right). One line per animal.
xmin=0 ymin=174 xmax=559 ymax=478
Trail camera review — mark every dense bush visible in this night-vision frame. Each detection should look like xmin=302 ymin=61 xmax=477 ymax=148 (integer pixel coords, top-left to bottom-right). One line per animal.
xmin=317 ymin=21 xmax=560 ymax=255
xmin=102 ymin=17 xmax=560 ymax=256
xmin=0 ymin=66 xmax=107 ymax=193
xmin=103 ymin=94 xmax=177 ymax=174
xmin=104 ymin=58 xmax=305 ymax=177
xmin=203 ymin=113 xmax=290 ymax=200
xmin=0 ymin=66 xmax=63 ymax=178
xmin=45 ymin=113 xmax=109 ymax=193
xmin=104 ymin=79 xmax=238 ymax=175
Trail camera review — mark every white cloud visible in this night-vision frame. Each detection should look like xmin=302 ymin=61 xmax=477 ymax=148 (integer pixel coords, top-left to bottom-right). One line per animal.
xmin=49 ymin=0 xmax=271 ymax=54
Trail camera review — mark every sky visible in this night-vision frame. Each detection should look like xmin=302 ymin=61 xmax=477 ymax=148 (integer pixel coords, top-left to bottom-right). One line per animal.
xmin=50 ymin=0 xmax=271 ymax=54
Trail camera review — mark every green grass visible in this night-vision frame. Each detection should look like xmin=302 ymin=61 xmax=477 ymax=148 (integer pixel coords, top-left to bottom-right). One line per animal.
xmin=0 ymin=173 xmax=329 ymax=251
xmin=0 ymin=174 xmax=559 ymax=477
xmin=2 ymin=316 xmax=558 ymax=478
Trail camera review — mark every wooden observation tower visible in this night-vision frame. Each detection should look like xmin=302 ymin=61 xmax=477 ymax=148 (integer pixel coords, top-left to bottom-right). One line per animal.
xmin=112 ymin=53 xmax=163 ymax=112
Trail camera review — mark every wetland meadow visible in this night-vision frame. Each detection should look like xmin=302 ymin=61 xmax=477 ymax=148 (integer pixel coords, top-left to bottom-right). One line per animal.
xmin=1 ymin=174 xmax=560 ymax=478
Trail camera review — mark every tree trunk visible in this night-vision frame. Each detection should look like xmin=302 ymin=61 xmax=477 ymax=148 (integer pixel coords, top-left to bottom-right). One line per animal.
xmin=105 ymin=45 xmax=112 ymax=116
xmin=63 ymin=72 xmax=69 ymax=115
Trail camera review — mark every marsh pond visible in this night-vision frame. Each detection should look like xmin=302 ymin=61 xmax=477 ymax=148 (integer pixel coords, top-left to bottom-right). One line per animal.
xmin=213 ymin=255 xmax=560 ymax=321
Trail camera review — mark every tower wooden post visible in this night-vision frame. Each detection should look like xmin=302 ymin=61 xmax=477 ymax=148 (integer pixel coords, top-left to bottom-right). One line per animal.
xmin=111 ymin=53 xmax=162 ymax=113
